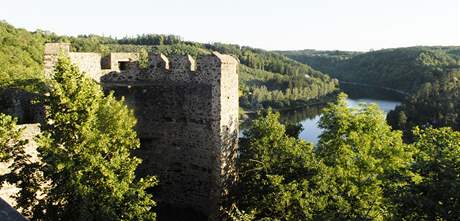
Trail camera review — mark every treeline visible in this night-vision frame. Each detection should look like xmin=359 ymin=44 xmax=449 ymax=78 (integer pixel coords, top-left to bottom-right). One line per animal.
xmin=118 ymin=34 xmax=182 ymax=46
xmin=280 ymin=47 xmax=460 ymax=93
xmin=0 ymin=21 xmax=338 ymax=112
xmin=276 ymin=49 xmax=360 ymax=76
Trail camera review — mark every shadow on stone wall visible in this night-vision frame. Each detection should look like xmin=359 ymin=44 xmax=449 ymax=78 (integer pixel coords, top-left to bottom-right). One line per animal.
xmin=148 ymin=123 xmax=238 ymax=221
xmin=0 ymin=88 xmax=44 ymax=124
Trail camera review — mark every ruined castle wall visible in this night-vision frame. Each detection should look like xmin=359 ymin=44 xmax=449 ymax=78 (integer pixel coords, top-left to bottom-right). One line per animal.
xmin=44 ymin=43 xmax=71 ymax=78
xmin=107 ymin=53 xmax=139 ymax=71
xmin=45 ymin=43 xmax=102 ymax=82
xmin=45 ymin=43 xmax=130 ymax=82
xmin=101 ymin=53 xmax=238 ymax=218
xmin=68 ymin=53 xmax=102 ymax=82
xmin=0 ymin=124 xmax=40 ymax=207
xmin=216 ymin=57 xmax=239 ymax=201
xmin=0 ymin=89 xmax=44 ymax=124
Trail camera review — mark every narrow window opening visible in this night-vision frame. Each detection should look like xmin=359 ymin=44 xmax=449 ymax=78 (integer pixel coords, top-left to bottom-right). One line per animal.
xmin=119 ymin=61 xmax=129 ymax=71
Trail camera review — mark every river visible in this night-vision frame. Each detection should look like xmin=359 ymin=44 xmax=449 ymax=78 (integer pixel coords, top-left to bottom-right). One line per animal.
xmin=241 ymin=84 xmax=403 ymax=144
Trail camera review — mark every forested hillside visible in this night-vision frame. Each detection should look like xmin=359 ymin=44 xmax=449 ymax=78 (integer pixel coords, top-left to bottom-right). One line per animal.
xmin=279 ymin=47 xmax=460 ymax=93
xmin=276 ymin=49 xmax=360 ymax=76
xmin=0 ymin=21 xmax=338 ymax=111
xmin=387 ymin=69 xmax=460 ymax=139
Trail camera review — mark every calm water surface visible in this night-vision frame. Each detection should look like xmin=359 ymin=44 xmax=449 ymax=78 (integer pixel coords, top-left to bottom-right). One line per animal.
xmin=241 ymin=85 xmax=403 ymax=144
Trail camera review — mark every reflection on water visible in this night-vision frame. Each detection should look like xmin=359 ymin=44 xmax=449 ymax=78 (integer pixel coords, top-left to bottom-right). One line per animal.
xmin=240 ymin=85 xmax=402 ymax=144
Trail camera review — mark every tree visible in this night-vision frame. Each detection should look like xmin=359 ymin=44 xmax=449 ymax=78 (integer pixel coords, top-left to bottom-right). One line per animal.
xmin=395 ymin=127 xmax=460 ymax=220
xmin=233 ymin=110 xmax=334 ymax=220
xmin=3 ymin=56 xmax=157 ymax=220
xmin=138 ymin=48 xmax=149 ymax=70
xmin=316 ymin=93 xmax=413 ymax=220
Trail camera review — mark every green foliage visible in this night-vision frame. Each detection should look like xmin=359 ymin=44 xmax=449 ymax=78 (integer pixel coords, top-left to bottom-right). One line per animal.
xmin=316 ymin=93 xmax=413 ymax=220
xmin=0 ymin=114 xmax=23 ymax=161
xmin=118 ymin=34 xmax=182 ymax=46
xmin=225 ymin=204 xmax=256 ymax=221
xmin=3 ymin=57 xmax=157 ymax=220
xmin=0 ymin=21 xmax=46 ymax=92
xmin=234 ymin=95 xmax=420 ymax=220
xmin=206 ymin=43 xmax=330 ymax=80
xmin=395 ymin=127 xmax=460 ymax=220
xmin=138 ymin=48 xmax=150 ymax=70
xmin=282 ymin=47 xmax=460 ymax=94
xmin=277 ymin=49 xmax=360 ymax=75
xmin=387 ymin=70 xmax=460 ymax=140
xmin=239 ymin=65 xmax=338 ymax=110
xmin=234 ymin=110 xmax=334 ymax=220
xmin=43 ymin=33 xmax=117 ymax=54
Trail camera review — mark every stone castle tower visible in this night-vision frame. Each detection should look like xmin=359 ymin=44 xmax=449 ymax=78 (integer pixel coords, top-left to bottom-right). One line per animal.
xmin=44 ymin=43 xmax=239 ymax=219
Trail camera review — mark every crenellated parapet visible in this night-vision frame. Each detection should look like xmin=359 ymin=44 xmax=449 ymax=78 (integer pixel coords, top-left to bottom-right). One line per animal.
xmin=100 ymin=52 xmax=237 ymax=85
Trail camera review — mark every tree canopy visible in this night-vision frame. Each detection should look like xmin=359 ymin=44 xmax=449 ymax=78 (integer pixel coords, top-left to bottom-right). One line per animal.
xmin=232 ymin=95 xmax=425 ymax=220
xmin=234 ymin=110 xmax=333 ymax=220
xmin=316 ymin=93 xmax=413 ymax=220
xmin=394 ymin=127 xmax=460 ymax=220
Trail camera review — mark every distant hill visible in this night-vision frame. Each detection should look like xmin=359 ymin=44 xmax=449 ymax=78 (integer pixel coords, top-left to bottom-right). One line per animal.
xmin=0 ymin=21 xmax=338 ymax=111
xmin=279 ymin=47 xmax=460 ymax=93
xmin=275 ymin=49 xmax=361 ymax=76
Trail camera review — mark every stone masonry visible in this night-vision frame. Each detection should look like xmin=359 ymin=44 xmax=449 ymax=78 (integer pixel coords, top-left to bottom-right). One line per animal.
xmin=44 ymin=43 xmax=138 ymax=82
xmin=43 ymin=43 xmax=239 ymax=219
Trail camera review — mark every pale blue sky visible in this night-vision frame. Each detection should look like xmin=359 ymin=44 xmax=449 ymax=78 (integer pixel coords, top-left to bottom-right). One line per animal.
xmin=1 ymin=0 xmax=459 ymax=51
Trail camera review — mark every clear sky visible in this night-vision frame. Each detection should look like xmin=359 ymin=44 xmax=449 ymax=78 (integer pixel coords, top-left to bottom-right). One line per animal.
xmin=1 ymin=0 xmax=459 ymax=51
